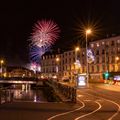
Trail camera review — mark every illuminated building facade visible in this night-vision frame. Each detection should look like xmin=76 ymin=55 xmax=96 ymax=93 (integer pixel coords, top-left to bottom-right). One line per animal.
xmin=40 ymin=35 xmax=120 ymax=82
xmin=40 ymin=54 xmax=59 ymax=79
xmin=89 ymin=36 xmax=120 ymax=82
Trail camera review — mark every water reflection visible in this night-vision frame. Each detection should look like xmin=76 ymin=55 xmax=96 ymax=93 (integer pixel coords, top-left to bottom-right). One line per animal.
xmin=34 ymin=94 xmax=37 ymax=102
xmin=13 ymin=89 xmax=47 ymax=102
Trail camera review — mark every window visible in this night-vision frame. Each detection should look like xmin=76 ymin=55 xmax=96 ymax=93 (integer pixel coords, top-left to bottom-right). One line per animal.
xmin=102 ymin=41 xmax=104 ymax=45
xmin=102 ymin=65 xmax=105 ymax=71
xmin=111 ymin=41 xmax=114 ymax=46
xmin=92 ymin=66 xmax=94 ymax=72
xmin=65 ymin=53 xmax=67 ymax=56
xmin=96 ymin=57 xmax=99 ymax=63
xmin=117 ymin=47 xmax=120 ymax=53
xmin=65 ymin=58 xmax=67 ymax=63
xmin=117 ymin=40 xmax=120 ymax=44
xmin=62 ymin=60 xmax=64 ymax=64
xmin=73 ymin=57 xmax=75 ymax=62
xmin=82 ymin=60 xmax=85 ymax=65
xmin=102 ymin=56 xmax=105 ymax=63
xmin=96 ymin=43 xmax=100 ymax=47
xmin=102 ymin=49 xmax=105 ymax=54
xmin=111 ymin=56 xmax=115 ymax=63
xmin=43 ymin=56 xmax=45 ymax=60
xmin=97 ymin=65 xmax=99 ymax=72
xmin=96 ymin=50 xmax=99 ymax=55
xmin=82 ymin=52 xmax=85 ymax=57
xmin=91 ymin=44 xmax=94 ymax=48
xmin=105 ymin=42 xmax=109 ymax=47
xmin=69 ymin=58 xmax=71 ymax=63
xmin=106 ymin=57 xmax=109 ymax=63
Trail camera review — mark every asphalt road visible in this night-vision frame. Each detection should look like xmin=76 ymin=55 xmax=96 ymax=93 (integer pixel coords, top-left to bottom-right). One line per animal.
xmin=1 ymin=84 xmax=120 ymax=120
xmin=47 ymin=87 xmax=120 ymax=120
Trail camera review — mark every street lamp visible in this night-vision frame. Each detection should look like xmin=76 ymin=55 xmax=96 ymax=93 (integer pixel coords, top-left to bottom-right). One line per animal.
xmin=85 ymin=29 xmax=92 ymax=87
xmin=55 ymin=57 xmax=60 ymax=81
xmin=75 ymin=47 xmax=80 ymax=62
xmin=0 ymin=60 xmax=4 ymax=77
xmin=74 ymin=47 xmax=80 ymax=86
xmin=75 ymin=47 xmax=80 ymax=73
xmin=115 ymin=56 xmax=119 ymax=61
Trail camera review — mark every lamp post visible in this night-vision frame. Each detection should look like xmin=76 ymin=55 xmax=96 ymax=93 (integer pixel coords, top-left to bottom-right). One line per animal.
xmin=75 ymin=47 xmax=80 ymax=74
xmin=85 ymin=29 xmax=92 ymax=87
xmin=0 ymin=60 xmax=4 ymax=77
xmin=74 ymin=47 xmax=80 ymax=86
xmin=56 ymin=57 xmax=60 ymax=81
xmin=75 ymin=47 xmax=80 ymax=62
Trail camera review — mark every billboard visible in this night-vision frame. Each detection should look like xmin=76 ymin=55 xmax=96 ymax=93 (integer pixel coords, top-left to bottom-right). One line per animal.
xmin=77 ymin=75 xmax=86 ymax=87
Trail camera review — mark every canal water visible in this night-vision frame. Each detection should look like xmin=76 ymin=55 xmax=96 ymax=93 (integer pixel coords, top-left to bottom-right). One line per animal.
xmin=12 ymin=89 xmax=47 ymax=102
xmin=1 ymin=84 xmax=61 ymax=103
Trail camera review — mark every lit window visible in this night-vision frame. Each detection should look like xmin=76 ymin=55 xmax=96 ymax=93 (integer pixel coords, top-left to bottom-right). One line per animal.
xmin=96 ymin=43 xmax=99 ymax=47
xmin=107 ymin=42 xmax=109 ymax=45
xmin=91 ymin=44 xmax=94 ymax=48
xmin=102 ymin=42 xmax=104 ymax=45
xmin=117 ymin=40 xmax=120 ymax=43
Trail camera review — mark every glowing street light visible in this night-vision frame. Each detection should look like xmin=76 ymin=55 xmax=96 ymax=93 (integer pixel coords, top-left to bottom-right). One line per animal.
xmin=75 ymin=47 xmax=80 ymax=62
xmin=115 ymin=56 xmax=119 ymax=61
xmin=85 ymin=29 xmax=92 ymax=87
xmin=75 ymin=47 xmax=80 ymax=52
xmin=55 ymin=57 xmax=60 ymax=81
xmin=74 ymin=47 xmax=80 ymax=86
xmin=0 ymin=60 xmax=4 ymax=77
xmin=56 ymin=57 xmax=60 ymax=62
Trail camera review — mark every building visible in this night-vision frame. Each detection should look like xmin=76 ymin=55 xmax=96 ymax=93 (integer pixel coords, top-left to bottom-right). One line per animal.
xmin=40 ymin=53 xmax=59 ymax=79
xmin=6 ymin=66 xmax=34 ymax=78
xmin=40 ymin=35 xmax=120 ymax=83
xmin=89 ymin=35 xmax=120 ymax=82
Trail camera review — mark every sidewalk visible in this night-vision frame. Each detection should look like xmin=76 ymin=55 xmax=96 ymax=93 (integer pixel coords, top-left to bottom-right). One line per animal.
xmin=60 ymin=82 xmax=120 ymax=92
xmin=89 ymin=83 xmax=120 ymax=92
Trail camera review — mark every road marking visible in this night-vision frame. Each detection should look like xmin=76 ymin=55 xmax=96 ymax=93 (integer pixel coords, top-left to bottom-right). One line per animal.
xmin=74 ymin=101 xmax=101 ymax=120
xmin=79 ymin=90 xmax=120 ymax=120
xmin=105 ymin=100 xmax=120 ymax=120
xmin=77 ymin=95 xmax=83 ymax=97
xmin=83 ymin=99 xmax=91 ymax=102
xmin=47 ymin=99 xmax=85 ymax=120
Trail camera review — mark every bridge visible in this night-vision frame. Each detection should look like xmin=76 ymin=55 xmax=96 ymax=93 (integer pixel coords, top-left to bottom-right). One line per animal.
xmin=0 ymin=77 xmax=38 ymax=84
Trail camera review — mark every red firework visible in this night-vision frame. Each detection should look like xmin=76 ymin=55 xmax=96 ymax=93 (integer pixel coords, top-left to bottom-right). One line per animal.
xmin=31 ymin=19 xmax=60 ymax=48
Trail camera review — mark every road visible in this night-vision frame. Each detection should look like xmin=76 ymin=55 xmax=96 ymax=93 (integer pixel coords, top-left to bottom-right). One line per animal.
xmin=47 ymin=84 xmax=120 ymax=120
xmin=1 ymin=83 xmax=120 ymax=120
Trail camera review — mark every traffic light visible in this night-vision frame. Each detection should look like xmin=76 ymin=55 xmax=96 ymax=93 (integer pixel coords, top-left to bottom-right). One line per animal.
xmin=104 ymin=71 xmax=109 ymax=79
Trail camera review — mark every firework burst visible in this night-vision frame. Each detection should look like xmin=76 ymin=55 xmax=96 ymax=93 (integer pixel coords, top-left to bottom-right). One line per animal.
xmin=29 ymin=46 xmax=43 ymax=63
xmin=30 ymin=19 xmax=60 ymax=48
xmin=29 ymin=19 xmax=60 ymax=63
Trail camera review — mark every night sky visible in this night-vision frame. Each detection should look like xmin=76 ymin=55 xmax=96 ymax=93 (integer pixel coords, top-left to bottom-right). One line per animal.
xmin=0 ymin=0 xmax=120 ymax=65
